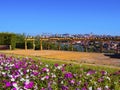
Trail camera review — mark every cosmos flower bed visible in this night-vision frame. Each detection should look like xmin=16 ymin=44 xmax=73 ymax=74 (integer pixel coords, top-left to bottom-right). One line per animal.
xmin=0 ymin=54 xmax=120 ymax=90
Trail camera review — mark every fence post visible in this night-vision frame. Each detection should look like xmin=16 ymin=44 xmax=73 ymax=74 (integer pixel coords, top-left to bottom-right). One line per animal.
xmin=33 ymin=40 xmax=35 ymax=50
xmin=40 ymin=39 xmax=43 ymax=50
xmin=9 ymin=45 xmax=12 ymax=50
xmin=25 ymin=40 xmax=27 ymax=50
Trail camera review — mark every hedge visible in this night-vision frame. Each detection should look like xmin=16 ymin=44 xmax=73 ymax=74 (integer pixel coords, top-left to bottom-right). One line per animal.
xmin=0 ymin=33 xmax=16 ymax=50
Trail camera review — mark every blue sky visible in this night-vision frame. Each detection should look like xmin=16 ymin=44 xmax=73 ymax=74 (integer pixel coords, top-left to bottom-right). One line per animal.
xmin=0 ymin=0 xmax=120 ymax=35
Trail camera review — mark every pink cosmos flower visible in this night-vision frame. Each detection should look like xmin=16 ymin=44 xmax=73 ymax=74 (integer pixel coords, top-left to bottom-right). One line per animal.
xmin=42 ymin=67 xmax=49 ymax=72
xmin=64 ymin=72 xmax=73 ymax=78
xmin=87 ymin=70 xmax=96 ymax=75
xmin=24 ymin=81 xmax=34 ymax=89
xmin=54 ymin=63 xmax=59 ymax=67
xmin=6 ymin=82 xmax=11 ymax=87
xmin=12 ymin=88 xmax=17 ymax=90
xmin=98 ymin=78 xmax=104 ymax=83
xmin=14 ymin=64 xmax=19 ymax=69
xmin=82 ymin=87 xmax=87 ymax=90
xmin=33 ymin=71 xmax=39 ymax=76
xmin=101 ymin=70 xmax=107 ymax=75
xmin=45 ymin=75 xmax=49 ymax=79
xmin=62 ymin=85 xmax=69 ymax=90
xmin=97 ymin=87 xmax=102 ymax=90
xmin=70 ymin=80 xmax=75 ymax=84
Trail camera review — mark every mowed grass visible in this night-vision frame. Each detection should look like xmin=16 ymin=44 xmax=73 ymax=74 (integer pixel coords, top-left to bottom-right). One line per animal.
xmin=0 ymin=50 xmax=120 ymax=67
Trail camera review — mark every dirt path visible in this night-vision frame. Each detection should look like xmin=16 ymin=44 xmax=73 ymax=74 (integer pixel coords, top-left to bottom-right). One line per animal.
xmin=0 ymin=50 xmax=120 ymax=66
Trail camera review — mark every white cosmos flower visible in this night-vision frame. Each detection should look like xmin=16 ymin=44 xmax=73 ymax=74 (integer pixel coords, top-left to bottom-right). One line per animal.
xmin=18 ymin=69 xmax=22 ymax=72
xmin=26 ymin=57 xmax=28 ymax=59
xmin=47 ymin=72 xmax=50 ymax=75
xmin=61 ymin=81 xmax=63 ymax=84
xmin=20 ymin=78 xmax=25 ymax=81
xmin=52 ymin=74 xmax=56 ymax=78
xmin=26 ymin=75 xmax=29 ymax=78
xmin=53 ymin=81 xmax=56 ymax=85
xmin=30 ymin=74 xmax=34 ymax=77
xmin=36 ymin=65 xmax=38 ymax=67
xmin=94 ymin=82 xmax=97 ymax=86
xmin=27 ymin=69 xmax=30 ymax=72
xmin=86 ymin=73 xmax=90 ymax=76
xmin=46 ymin=69 xmax=49 ymax=72
xmin=30 ymin=69 xmax=33 ymax=72
xmin=105 ymin=85 xmax=109 ymax=89
xmin=45 ymin=64 xmax=48 ymax=67
xmin=0 ymin=66 xmax=3 ymax=69
xmin=20 ymin=72 xmax=23 ymax=75
xmin=89 ymin=86 xmax=92 ymax=90
xmin=104 ymin=71 xmax=107 ymax=75
xmin=8 ymin=74 xmax=12 ymax=78
xmin=97 ymin=87 xmax=102 ymax=90
xmin=15 ymin=75 xmax=20 ymax=78
xmin=41 ymin=77 xmax=45 ymax=81
xmin=106 ymin=76 xmax=110 ymax=81
xmin=13 ymin=82 xmax=18 ymax=87
xmin=9 ymin=64 xmax=14 ymax=67
xmin=34 ymin=84 xmax=38 ymax=90
xmin=57 ymin=66 xmax=62 ymax=69
xmin=53 ymin=69 xmax=56 ymax=71
xmin=1 ymin=63 xmax=3 ymax=65
xmin=5 ymin=64 xmax=8 ymax=66
xmin=2 ymin=72 xmax=6 ymax=75
xmin=11 ymin=78 xmax=15 ymax=81
xmin=25 ymin=79 xmax=30 ymax=84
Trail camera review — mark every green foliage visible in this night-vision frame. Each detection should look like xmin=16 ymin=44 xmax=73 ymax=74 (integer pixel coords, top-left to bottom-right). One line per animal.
xmin=63 ymin=44 xmax=68 ymax=50
xmin=35 ymin=40 xmax=40 ymax=50
xmin=42 ymin=41 xmax=49 ymax=50
xmin=0 ymin=32 xmax=16 ymax=49
xmin=10 ymin=34 xmax=16 ymax=49
xmin=49 ymin=43 xmax=58 ymax=50
xmin=15 ymin=33 xmax=26 ymax=49
xmin=27 ymin=41 xmax=33 ymax=49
